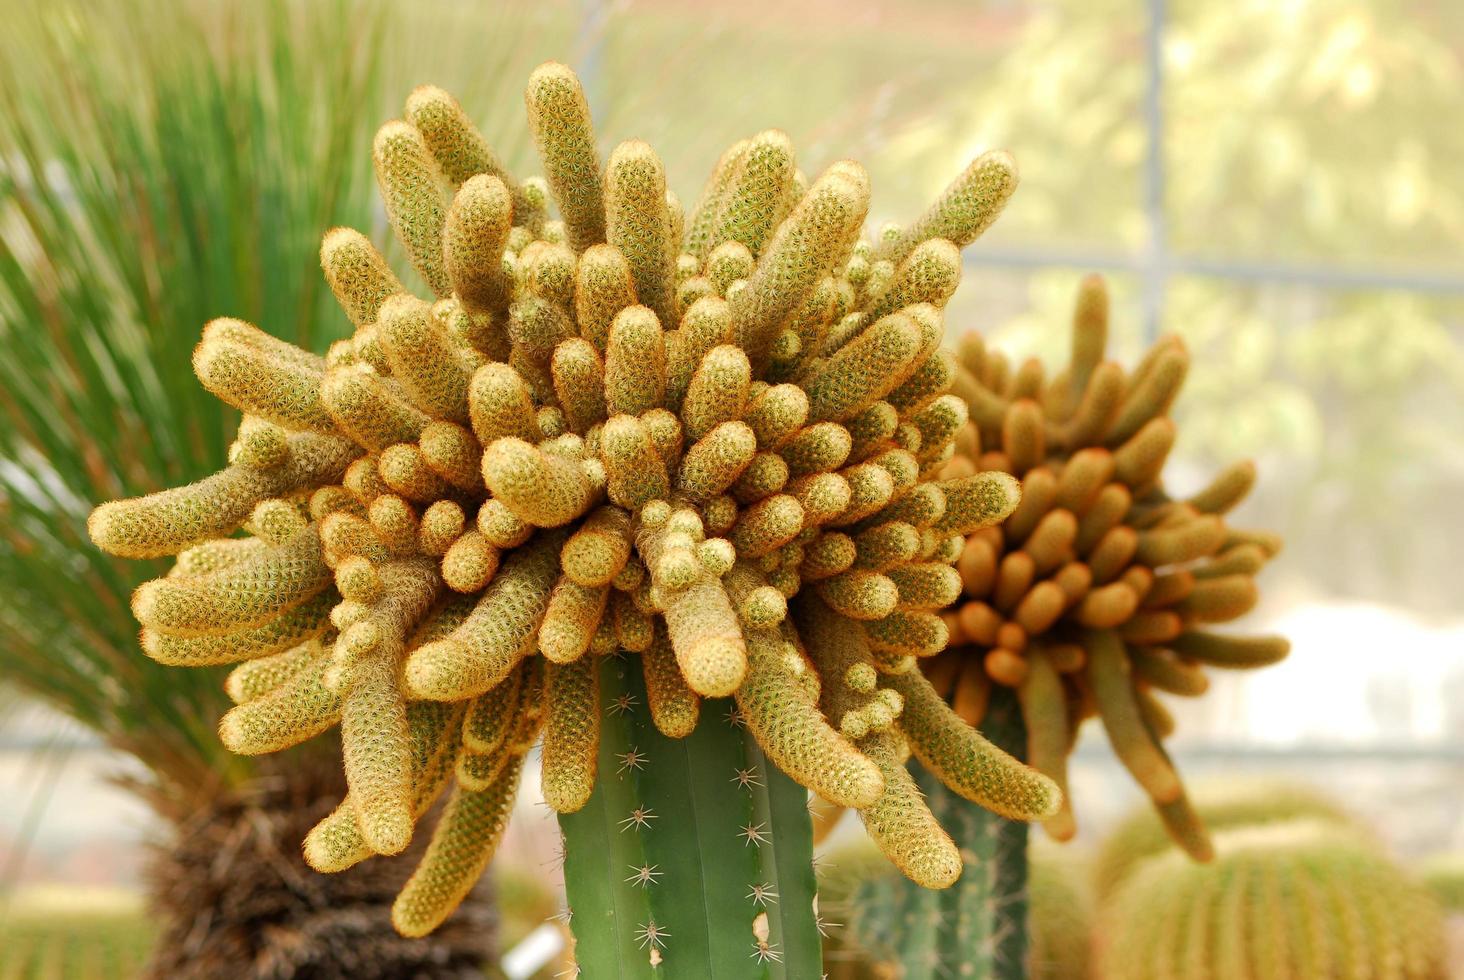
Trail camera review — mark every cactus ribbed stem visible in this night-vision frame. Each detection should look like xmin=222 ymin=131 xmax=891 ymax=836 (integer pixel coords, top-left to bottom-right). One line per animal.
xmin=560 ymin=654 xmax=821 ymax=977
xmin=985 ymin=687 xmax=1031 ymax=979
xmin=902 ymin=686 xmax=1030 ymax=980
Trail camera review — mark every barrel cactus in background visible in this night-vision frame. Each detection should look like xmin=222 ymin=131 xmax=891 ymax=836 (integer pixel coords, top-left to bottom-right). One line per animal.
xmin=1026 ymin=848 xmax=1092 ymax=980
xmin=1093 ymin=778 xmax=1358 ymax=900
xmin=87 ymin=60 xmax=1067 ymax=974
xmin=923 ymin=273 xmax=1289 ymax=853
xmin=1419 ymin=853 xmax=1464 ymax=912
xmin=1096 ymin=820 xmax=1449 ymax=979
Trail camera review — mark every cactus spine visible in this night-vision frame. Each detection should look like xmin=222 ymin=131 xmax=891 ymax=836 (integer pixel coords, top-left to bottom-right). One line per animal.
xmin=560 ymin=653 xmax=821 ymax=977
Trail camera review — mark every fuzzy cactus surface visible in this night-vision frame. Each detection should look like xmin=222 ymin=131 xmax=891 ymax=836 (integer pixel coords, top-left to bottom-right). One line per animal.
xmin=87 ymin=59 xmax=1065 ymax=958
xmin=922 ymin=274 xmax=1288 ymax=854
xmin=1096 ymin=820 xmax=1448 ymax=979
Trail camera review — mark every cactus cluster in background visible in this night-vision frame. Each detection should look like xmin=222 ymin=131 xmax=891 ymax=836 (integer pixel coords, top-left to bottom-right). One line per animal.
xmin=923 ymin=275 xmax=1289 ymax=851
xmin=1026 ymin=848 xmax=1092 ymax=980
xmin=1419 ymin=853 xmax=1464 ymax=912
xmin=87 ymin=59 xmax=1067 ymax=947
xmin=1096 ymin=819 xmax=1449 ymax=979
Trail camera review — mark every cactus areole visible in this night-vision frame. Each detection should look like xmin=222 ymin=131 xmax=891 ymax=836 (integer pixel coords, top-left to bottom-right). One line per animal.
xmin=88 ymin=61 xmax=1063 ymax=968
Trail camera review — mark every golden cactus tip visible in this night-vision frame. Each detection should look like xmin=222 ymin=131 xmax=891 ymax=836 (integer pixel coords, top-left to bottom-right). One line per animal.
xmin=88 ymin=61 xmax=1060 ymax=934
xmin=922 ymin=273 xmax=1288 ymax=853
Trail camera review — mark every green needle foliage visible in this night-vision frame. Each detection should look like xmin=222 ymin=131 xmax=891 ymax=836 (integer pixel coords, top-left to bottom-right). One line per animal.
xmin=0 ymin=0 xmax=383 ymax=786
xmin=1 ymin=5 xmax=510 ymax=975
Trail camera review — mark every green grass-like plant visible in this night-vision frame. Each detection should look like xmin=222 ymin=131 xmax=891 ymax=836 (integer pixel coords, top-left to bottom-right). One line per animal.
xmin=1 ymin=3 xmax=500 ymax=974
xmin=0 ymin=0 xmax=381 ymax=785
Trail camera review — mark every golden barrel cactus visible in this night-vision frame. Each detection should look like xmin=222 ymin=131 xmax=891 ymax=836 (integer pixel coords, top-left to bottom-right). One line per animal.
xmin=89 ymin=61 xmax=1062 ymax=937
xmin=924 ymin=275 xmax=1288 ymax=852
xmin=1096 ymin=821 xmax=1448 ymax=979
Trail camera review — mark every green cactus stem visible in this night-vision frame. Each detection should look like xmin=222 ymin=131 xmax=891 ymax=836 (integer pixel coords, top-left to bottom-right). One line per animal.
xmin=842 ymin=686 xmax=1031 ymax=980
xmin=560 ymin=652 xmax=822 ymax=977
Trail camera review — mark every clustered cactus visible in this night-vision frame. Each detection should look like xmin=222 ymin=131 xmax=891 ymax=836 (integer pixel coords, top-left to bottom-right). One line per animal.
xmin=88 ymin=61 xmax=1063 ymax=938
xmin=1096 ymin=820 xmax=1448 ymax=978
xmin=922 ymin=276 xmax=1289 ymax=851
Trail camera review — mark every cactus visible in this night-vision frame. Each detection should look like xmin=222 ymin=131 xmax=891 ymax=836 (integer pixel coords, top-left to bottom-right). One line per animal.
xmin=822 ymin=760 xmax=1093 ymax=980
xmin=87 ymin=59 xmax=1065 ymax=959
xmin=854 ymin=685 xmax=1036 ymax=978
xmin=559 ymin=652 xmax=821 ymax=976
xmin=1026 ymin=850 xmax=1091 ymax=980
xmin=1418 ymin=853 xmax=1464 ymax=912
xmin=1093 ymin=778 xmax=1357 ymax=899
xmin=1095 ymin=820 xmax=1449 ymax=979
xmin=924 ymin=273 xmax=1289 ymax=855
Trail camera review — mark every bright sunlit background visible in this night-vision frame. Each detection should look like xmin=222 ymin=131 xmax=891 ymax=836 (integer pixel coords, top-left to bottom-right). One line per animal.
xmin=2 ymin=0 xmax=1461 ymax=974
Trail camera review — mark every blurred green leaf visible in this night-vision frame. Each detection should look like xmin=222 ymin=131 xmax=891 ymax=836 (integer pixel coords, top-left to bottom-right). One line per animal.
xmin=0 ymin=0 xmax=385 ymax=788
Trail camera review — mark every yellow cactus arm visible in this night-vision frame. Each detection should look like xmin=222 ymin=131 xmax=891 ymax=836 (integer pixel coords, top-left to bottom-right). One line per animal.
xmin=524 ymin=62 xmax=603 ymax=251
xmin=879 ymin=149 xmax=1018 ymax=265
xmin=193 ymin=324 xmax=335 ymax=432
xmin=604 ymin=140 xmax=677 ymax=326
xmin=89 ymin=433 xmax=356 ymax=559
xmin=132 ymin=525 xmax=330 ymax=634
xmin=710 ymin=129 xmax=797 ymax=257
xmin=640 ymin=623 xmax=700 ymax=738
xmin=405 ymin=530 xmax=564 ymax=701
xmin=391 ymin=756 xmax=523 ymax=938
xmin=888 ymin=666 xmax=1061 ymax=821
xmin=540 ymin=656 xmax=600 ymax=813
xmin=444 ymin=175 xmax=514 ymax=319
xmin=320 ymin=227 xmax=405 ymax=331
xmin=218 ymin=647 xmax=341 ymax=755
xmin=480 ymin=437 xmax=596 ymax=528
xmin=405 ymin=84 xmax=524 ymax=208
xmin=372 ymin=120 xmax=451 ymax=297
xmin=732 ymin=163 xmax=869 ymax=365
